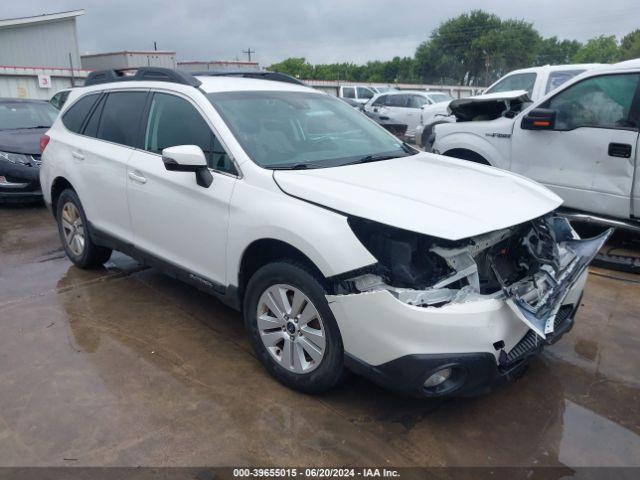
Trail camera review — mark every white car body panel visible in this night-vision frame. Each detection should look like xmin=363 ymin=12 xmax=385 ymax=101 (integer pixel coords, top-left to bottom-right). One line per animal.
xmin=416 ymin=64 xmax=602 ymax=147
xmin=433 ymin=63 xmax=640 ymax=222
xmin=328 ymin=269 xmax=586 ymax=366
xmin=40 ymin=73 xmax=602 ymax=394
xmin=274 ymin=152 xmax=561 ymax=241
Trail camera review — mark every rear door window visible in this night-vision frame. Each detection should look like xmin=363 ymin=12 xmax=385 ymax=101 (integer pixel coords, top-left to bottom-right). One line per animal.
xmin=97 ymin=91 xmax=147 ymax=147
xmin=408 ymin=95 xmax=428 ymax=108
xmin=356 ymin=87 xmax=374 ymax=100
xmin=62 ymin=94 xmax=100 ymax=133
xmin=372 ymin=95 xmax=387 ymax=106
xmin=545 ymin=70 xmax=586 ymax=94
xmin=388 ymin=94 xmax=408 ymax=107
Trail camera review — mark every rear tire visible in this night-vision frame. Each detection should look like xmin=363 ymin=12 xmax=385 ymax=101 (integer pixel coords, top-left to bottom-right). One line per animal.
xmin=56 ymin=189 xmax=112 ymax=269
xmin=243 ymin=261 xmax=344 ymax=393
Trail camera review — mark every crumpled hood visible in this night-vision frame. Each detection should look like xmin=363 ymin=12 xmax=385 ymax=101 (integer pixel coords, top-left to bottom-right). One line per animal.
xmin=448 ymin=90 xmax=531 ymax=121
xmin=273 ymin=152 xmax=562 ymax=241
xmin=0 ymin=128 xmax=47 ymax=155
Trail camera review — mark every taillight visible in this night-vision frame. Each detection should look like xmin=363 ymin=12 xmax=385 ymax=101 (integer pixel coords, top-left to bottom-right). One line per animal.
xmin=39 ymin=134 xmax=50 ymax=153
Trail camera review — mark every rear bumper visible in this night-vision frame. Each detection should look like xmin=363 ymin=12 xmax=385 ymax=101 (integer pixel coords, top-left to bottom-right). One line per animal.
xmin=344 ymin=299 xmax=580 ymax=397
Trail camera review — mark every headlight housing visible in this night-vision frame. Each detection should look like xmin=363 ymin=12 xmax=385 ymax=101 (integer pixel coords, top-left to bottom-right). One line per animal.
xmin=0 ymin=151 xmax=31 ymax=166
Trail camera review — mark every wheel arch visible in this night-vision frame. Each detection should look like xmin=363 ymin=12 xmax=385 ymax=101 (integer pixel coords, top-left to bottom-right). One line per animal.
xmin=237 ymin=238 xmax=328 ymax=304
xmin=443 ymin=148 xmax=491 ymax=165
xmin=50 ymin=176 xmax=75 ymax=219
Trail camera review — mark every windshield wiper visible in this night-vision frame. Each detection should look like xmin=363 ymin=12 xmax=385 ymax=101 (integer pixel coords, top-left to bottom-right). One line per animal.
xmin=11 ymin=125 xmax=51 ymax=130
xmin=270 ymin=163 xmax=325 ymax=170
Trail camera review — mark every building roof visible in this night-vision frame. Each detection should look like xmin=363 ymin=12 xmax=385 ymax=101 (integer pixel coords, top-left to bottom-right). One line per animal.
xmin=178 ymin=60 xmax=259 ymax=66
xmin=0 ymin=9 xmax=85 ymax=29
xmin=81 ymin=50 xmax=176 ymax=58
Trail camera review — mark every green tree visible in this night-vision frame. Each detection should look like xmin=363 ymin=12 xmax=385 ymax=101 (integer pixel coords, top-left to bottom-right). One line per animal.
xmin=267 ymin=57 xmax=314 ymax=78
xmin=572 ymin=35 xmax=620 ymax=63
xmin=620 ymin=29 xmax=640 ymax=61
xmin=535 ymin=37 xmax=582 ymax=65
xmin=413 ymin=11 xmax=540 ymax=86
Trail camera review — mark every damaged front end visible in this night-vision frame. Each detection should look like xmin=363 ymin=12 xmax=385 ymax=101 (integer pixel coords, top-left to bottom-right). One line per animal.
xmin=342 ymin=214 xmax=611 ymax=340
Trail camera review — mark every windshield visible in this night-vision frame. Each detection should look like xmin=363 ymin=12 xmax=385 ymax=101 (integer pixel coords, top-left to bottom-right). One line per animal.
xmin=0 ymin=101 xmax=58 ymax=130
xmin=208 ymin=91 xmax=414 ymax=169
xmin=427 ymin=93 xmax=454 ymax=103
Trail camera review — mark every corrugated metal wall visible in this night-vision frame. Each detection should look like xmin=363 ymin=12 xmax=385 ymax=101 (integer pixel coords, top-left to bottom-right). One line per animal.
xmin=0 ymin=19 xmax=81 ymax=69
xmin=81 ymin=52 xmax=176 ymax=70
xmin=0 ymin=75 xmax=73 ymax=100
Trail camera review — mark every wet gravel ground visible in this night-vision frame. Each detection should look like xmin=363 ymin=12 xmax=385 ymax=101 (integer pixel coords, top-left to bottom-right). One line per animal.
xmin=0 ymin=204 xmax=639 ymax=467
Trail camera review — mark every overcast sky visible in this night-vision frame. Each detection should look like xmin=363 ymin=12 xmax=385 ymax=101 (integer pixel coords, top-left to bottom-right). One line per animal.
xmin=4 ymin=0 xmax=639 ymax=65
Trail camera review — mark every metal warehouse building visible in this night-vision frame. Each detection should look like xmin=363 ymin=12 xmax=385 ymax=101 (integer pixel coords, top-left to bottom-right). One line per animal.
xmin=81 ymin=51 xmax=177 ymax=70
xmin=0 ymin=10 xmax=88 ymax=99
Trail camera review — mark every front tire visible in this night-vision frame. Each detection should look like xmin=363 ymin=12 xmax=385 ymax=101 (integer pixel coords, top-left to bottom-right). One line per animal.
xmin=56 ymin=189 xmax=112 ymax=269
xmin=243 ymin=261 xmax=344 ymax=393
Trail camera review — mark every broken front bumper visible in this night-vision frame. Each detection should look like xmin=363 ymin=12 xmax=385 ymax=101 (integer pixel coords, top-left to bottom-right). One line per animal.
xmin=0 ymin=159 xmax=42 ymax=201
xmin=333 ymin=287 xmax=584 ymax=397
xmin=503 ymin=229 xmax=611 ymax=339
xmin=328 ymin=232 xmax=608 ymax=397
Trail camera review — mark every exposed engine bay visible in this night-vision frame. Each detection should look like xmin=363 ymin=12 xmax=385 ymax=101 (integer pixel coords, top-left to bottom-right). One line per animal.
xmin=448 ymin=90 xmax=531 ymax=122
xmin=342 ymin=214 xmax=611 ymax=339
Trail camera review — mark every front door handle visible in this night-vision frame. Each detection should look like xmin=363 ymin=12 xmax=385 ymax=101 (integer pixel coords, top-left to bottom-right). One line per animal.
xmin=71 ymin=151 xmax=84 ymax=161
xmin=128 ymin=171 xmax=147 ymax=184
xmin=608 ymin=143 xmax=632 ymax=158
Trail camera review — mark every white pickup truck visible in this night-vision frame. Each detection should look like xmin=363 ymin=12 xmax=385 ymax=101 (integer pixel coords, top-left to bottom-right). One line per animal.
xmin=431 ymin=60 xmax=640 ymax=230
xmin=415 ymin=63 xmax=601 ymax=148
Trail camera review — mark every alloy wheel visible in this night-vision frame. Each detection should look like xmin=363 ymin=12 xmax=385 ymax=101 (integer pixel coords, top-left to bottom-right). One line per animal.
xmin=61 ymin=201 xmax=85 ymax=257
xmin=256 ymin=283 xmax=326 ymax=374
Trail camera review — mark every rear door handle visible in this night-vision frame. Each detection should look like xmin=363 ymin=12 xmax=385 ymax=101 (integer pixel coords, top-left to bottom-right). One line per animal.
xmin=608 ymin=143 xmax=632 ymax=158
xmin=71 ymin=151 xmax=84 ymax=161
xmin=128 ymin=171 xmax=147 ymax=184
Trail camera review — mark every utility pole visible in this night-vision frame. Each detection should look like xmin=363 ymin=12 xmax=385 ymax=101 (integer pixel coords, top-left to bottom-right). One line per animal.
xmin=242 ymin=47 xmax=255 ymax=62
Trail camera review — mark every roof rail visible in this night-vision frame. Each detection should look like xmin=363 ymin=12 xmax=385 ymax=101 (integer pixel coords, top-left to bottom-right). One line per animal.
xmin=84 ymin=67 xmax=202 ymax=87
xmin=190 ymin=70 xmax=306 ymax=86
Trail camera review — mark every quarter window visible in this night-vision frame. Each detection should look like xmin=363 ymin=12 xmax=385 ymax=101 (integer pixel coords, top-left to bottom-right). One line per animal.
xmin=342 ymin=87 xmax=355 ymax=99
xmin=62 ymin=94 xmax=100 ymax=133
xmin=144 ymin=93 xmax=235 ymax=174
xmin=543 ymin=73 xmax=640 ymax=130
xmin=97 ymin=92 xmax=147 ymax=147
xmin=82 ymin=96 xmax=105 ymax=138
xmin=408 ymin=95 xmax=428 ymax=108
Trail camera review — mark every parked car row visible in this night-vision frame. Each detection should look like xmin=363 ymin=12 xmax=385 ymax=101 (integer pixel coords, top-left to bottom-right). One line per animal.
xmin=363 ymin=90 xmax=453 ymax=140
xmin=339 ymin=85 xmax=396 ymax=104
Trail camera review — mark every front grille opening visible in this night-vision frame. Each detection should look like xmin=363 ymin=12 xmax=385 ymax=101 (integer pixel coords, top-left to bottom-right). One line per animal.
xmin=501 ymin=305 xmax=573 ymax=367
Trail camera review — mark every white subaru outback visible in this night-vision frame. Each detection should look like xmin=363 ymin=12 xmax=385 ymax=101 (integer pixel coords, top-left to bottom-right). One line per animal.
xmin=40 ymin=68 xmax=609 ymax=397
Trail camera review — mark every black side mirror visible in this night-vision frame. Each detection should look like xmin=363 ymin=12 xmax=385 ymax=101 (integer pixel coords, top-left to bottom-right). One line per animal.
xmin=521 ymin=108 xmax=556 ymax=130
